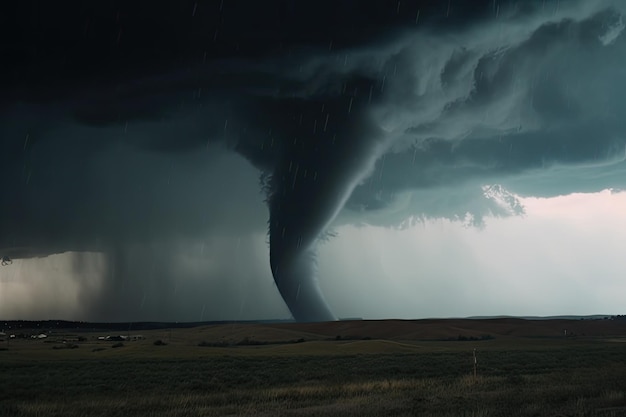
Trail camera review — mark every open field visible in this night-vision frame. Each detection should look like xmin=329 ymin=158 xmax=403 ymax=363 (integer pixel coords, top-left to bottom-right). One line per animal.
xmin=1 ymin=319 xmax=626 ymax=416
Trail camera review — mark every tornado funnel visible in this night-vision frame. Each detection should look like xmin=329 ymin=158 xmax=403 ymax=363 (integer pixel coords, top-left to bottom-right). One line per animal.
xmin=266 ymin=96 xmax=385 ymax=322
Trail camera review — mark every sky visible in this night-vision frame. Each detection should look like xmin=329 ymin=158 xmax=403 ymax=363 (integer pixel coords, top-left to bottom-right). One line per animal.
xmin=1 ymin=0 xmax=626 ymax=321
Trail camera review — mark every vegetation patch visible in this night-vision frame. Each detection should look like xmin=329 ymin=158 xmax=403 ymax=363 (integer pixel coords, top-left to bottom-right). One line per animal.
xmin=2 ymin=320 xmax=625 ymax=416
xmin=198 ymin=337 xmax=307 ymax=347
xmin=52 ymin=344 xmax=79 ymax=350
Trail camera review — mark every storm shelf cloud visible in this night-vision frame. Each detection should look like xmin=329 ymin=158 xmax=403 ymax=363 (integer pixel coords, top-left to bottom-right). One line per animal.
xmin=1 ymin=0 xmax=626 ymax=322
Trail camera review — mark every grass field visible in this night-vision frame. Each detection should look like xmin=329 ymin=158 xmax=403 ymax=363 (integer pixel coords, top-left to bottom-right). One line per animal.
xmin=1 ymin=319 xmax=626 ymax=416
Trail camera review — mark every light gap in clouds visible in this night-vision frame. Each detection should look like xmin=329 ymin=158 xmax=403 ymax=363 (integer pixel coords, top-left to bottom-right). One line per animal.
xmin=318 ymin=189 xmax=626 ymax=319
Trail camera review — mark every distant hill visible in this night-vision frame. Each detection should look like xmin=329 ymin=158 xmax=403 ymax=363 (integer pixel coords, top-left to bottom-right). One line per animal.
xmin=464 ymin=315 xmax=615 ymax=320
xmin=2 ymin=316 xmax=625 ymax=341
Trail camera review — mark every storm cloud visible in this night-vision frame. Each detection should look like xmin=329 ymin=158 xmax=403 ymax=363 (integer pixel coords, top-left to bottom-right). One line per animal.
xmin=1 ymin=0 xmax=626 ymax=321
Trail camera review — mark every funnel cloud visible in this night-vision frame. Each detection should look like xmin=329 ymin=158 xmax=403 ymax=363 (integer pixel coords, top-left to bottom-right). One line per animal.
xmin=2 ymin=0 xmax=626 ymax=321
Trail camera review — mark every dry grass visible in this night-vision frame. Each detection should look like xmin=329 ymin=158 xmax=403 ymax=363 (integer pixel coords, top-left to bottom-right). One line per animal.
xmin=3 ymin=369 xmax=626 ymax=416
xmin=1 ymin=320 xmax=626 ymax=416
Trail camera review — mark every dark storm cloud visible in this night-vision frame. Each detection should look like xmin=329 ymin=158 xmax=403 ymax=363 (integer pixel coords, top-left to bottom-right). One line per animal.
xmin=341 ymin=1 xmax=626 ymax=225
xmin=2 ymin=0 xmax=626 ymax=321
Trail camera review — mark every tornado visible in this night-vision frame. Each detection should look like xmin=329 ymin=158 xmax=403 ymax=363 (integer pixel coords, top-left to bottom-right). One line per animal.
xmin=263 ymin=92 xmax=386 ymax=322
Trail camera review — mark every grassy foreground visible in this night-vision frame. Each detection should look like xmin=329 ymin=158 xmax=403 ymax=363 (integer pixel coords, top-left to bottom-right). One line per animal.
xmin=1 ymin=328 xmax=626 ymax=416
